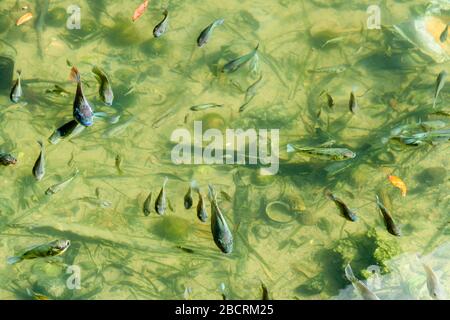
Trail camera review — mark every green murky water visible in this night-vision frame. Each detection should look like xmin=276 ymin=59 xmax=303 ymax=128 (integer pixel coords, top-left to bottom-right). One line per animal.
xmin=0 ymin=0 xmax=449 ymax=300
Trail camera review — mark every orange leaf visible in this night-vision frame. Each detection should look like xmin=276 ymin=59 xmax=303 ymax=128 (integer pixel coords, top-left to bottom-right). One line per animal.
xmin=16 ymin=12 xmax=33 ymax=26
xmin=132 ymin=0 xmax=149 ymax=22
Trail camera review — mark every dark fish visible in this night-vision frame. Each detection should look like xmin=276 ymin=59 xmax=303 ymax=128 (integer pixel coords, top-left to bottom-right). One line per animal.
xmin=70 ymin=67 xmax=94 ymax=127
xmin=92 ymin=66 xmax=114 ymax=106
xmin=433 ymin=71 xmax=447 ymax=109
xmin=375 ymin=195 xmax=401 ymax=236
xmin=32 ymin=141 xmax=45 ymax=181
xmin=184 ymin=181 xmax=196 ymax=209
xmin=349 ymin=89 xmax=358 ymax=114
xmin=261 ymin=282 xmax=270 ymax=300
xmin=326 ymin=191 xmax=358 ymax=222
xmin=7 ymin=239 xmax=71 ymax=265
xmin=10 ymin=70 xmax=22 ymax=103
xmin=155 ymin=177 xmax=168 ymax=215
xmin=115 ymin=154 xmax=123 ymax=175
xmin=197 ymin=190 xmax=208 ymax=222
xmin=143 ymin=191 xmax=152 ymax=216
xmin=222 ymin=43 xmax=259 ymax=73
xmin=326 ymin=93 xmax=334 ymax=108
xmin=439 ymin=24 xmax=448 ymax=43
xmin=197 ymin=18 xmax=224 ymax=47
xmin=48 ymin=120 xmax=80 ymax=144
xmin=0 ymin=153 xmax=17 ymax=166
xmin=177 ymin=246 xmax=194 ymax=254
xmin=208 ymin=184 xmax=233 ymax=254
xmin=153 ymin=9 xmax=169 ymax=38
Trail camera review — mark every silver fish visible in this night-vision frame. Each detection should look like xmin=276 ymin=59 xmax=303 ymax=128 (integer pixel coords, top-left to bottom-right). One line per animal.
xmin=155 ymin=177 xmax=168 ymax=215
xmin=239 ymin=74 xmax=263 ymax=112
xmin=153 ymin=9 xmax=169 ymax=38
xmin=92 ymin=66 xmax=114 ymax=106
xmin=433 ymin=71 xmax=447 ymax=109
xmin=10 ymin=70 xmax=22 ymax=103
xmin=45 ymin=169 xmax=79 ymax=195
xmin=344 ymin=264 xmax=380 ymax=300
xmin=190 ymin=103 xmax=224 ymax=111
xmin=197 ymin=18 xmax=224 ymax=48
xmin=423 ymin=263 xmax=447 ymax=300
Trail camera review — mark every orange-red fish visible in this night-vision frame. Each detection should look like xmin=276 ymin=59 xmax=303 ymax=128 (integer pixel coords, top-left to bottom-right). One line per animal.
xmin=16 ymin=12 xmax=33 ymax=26
xmin=388 ymin=175 xmax=407 ymax=197
xmin=132 ymin=0 xmax=149 ymax=22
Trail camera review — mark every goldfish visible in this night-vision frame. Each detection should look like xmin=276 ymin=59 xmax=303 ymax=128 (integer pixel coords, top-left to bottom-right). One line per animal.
xmin=16 ymin=12 xmax=33 ymax=26
xmin=388 ymin=175 xmax=407 ymax=197
xmin=132 ymin=0 xmax=149 ymax=22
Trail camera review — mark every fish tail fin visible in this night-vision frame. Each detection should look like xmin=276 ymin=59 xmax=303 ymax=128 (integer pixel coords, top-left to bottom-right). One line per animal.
xmin=7 ymin=256 xmax=22 ymax=265
xmin=208 ymin=184 xmax=217 ymax=201
xmin=344 ymin=264 xmax=357 ymax=282
xmin=190 ymin=180 xmax=199 ymax=192
xmin=286 ymin=144 xmax=295 ymax=153
xmin=215 ymin=18 xmax=225 ymax=26
xmin=17 ymin=69 xmax=22 ymax=77
xmin=163 ymin=8 xmax=169 ymax=16
xmin=70 ymin=66 xmax=81 ymax=83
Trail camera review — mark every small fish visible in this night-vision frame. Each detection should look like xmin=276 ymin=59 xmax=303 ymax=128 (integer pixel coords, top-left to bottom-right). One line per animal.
xmin=115 ymin=154 xmax=123 ymax=175
xmin=16 ymin=12 xmax=33 ymax=26
xmin=375 ymin=195 xmax=401 ymax=237
xmin=184 ymin=181 xmax=196 ymax=209
xmin=326 ymin=93 xmax=334 ymax=108
xmin=102 ymin=117 xmax=135 ymax=138
xmin=155 ymin=177 xmax=168 ymax=215
xmin=439 ymin=24 xmax=448 ymax=43
xmin=45 ymin=169 xmax=79 ymax=195
xmin=326 ymin=191 xmax=358 ymax=222
xmin=423 ymin=263 xmax=447 ymax=300
xmin=190 ymin=103 xmax=224 ymax=111
xmin=261 ymin=282 xmax=270 ymax=300
xmin=222 ymin=43 xmax=259 ymax=73
xmin=307 ymin=64 xmax=348 ymax=74
xmin=197 ymin=190 xmax=208 ymax=222
xmin=208 ymin=184 xmax=233 ymax=254
xmin=0 ymin=153 xmax=17 ymax=166
xmin=70 ymin=67 xmax=94 ymax=127
xmin=239 ymin=74 xmax=263 ymax=112
xmin=387 ymin=175 xmax=407 ymax=197
xmin=219 ymin=190 xmax=232 ymax=202
xmin=92 ymin=66 xmax=114 ymax=106
xmin=197 ymin=18 xmax=225 ymax=48
xmin=32 ymin=141 xmax=45 ymax=181
xmin=7 ymin=239 xmax=71 ymax=265
xmin=344 ymin=264 xmax=380 ymax=300
xmin=177 ymin=246 xmax=194 ymax=254
xmin=349 ymin=89 xmax=358 ymax=114
xmin=45 ymin=84 xmax=70 ymax=97
xmin=432 ymin=71 xmax=447 ymax=109
xmin=153 ymin=9 xmax=169 ymax=38
xmin=48 ymin=120 xmax=80 ymax=144
xmin=143 ymin=191 xmax=152 ymax=216
xmin=132 ymin=0 xmax=149 ymax=22
xmin=287 ymin=144 xmax=356 ymax=161
xmin=10 ymin=70 xmax=22 ymax=103
xmin=26 ymin=288 xmax=50 ymax=300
